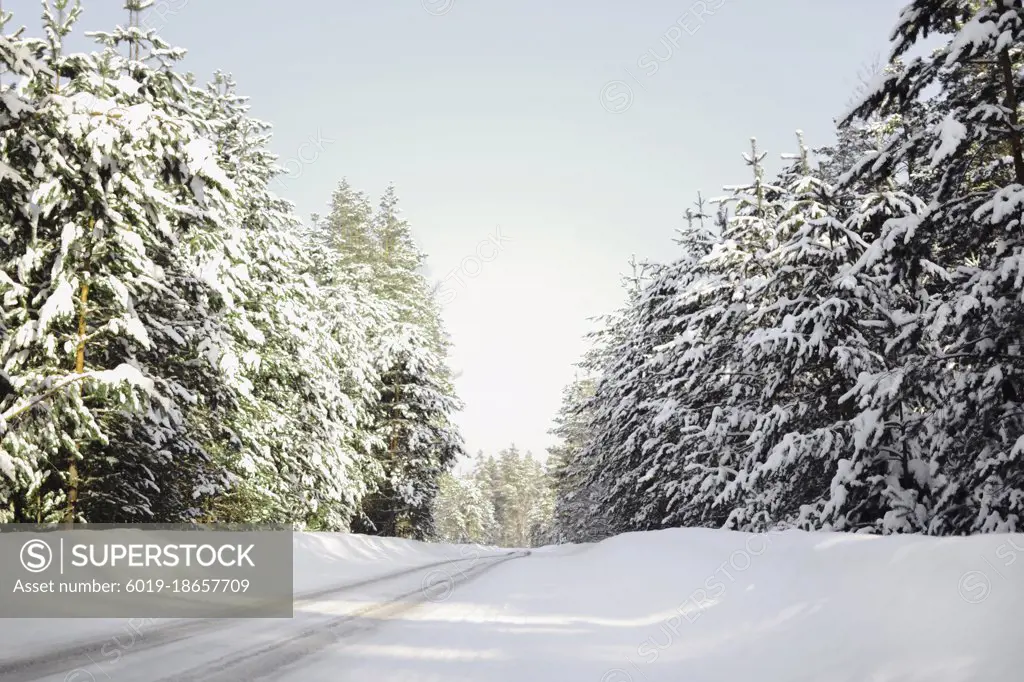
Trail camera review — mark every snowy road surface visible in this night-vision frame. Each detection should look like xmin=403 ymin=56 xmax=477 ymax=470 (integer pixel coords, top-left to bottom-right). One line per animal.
xmin=1 ymin=529 xmax=1022 ymax=681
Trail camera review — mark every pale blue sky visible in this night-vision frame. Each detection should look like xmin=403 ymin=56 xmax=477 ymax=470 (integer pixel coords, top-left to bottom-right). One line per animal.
xmin=8 ymin=0 xmax=905 ymax=462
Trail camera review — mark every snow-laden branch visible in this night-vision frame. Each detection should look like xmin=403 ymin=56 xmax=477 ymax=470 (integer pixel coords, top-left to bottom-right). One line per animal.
xmin=0 ymin=364 xmax=153 ymax=435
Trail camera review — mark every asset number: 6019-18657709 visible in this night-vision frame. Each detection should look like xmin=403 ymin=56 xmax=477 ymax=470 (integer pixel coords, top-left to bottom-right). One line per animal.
xmin=124 ymin=578 xmax=250 ymax=593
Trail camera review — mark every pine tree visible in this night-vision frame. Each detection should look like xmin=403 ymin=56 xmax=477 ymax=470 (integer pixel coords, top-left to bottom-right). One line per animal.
xmin=548 ymin=375 xmax=599 ymax=541
xmin=1 ymin=2 xmax=466 ymax=531
xmin=333 ymin=184 xmax=464 ymax=539
xmin=715 ymin=133 xmax=880 ymax=530
xmin=431 ymin=471 xmax=496 ymax=544
xmin=623 ymin=194 xmax=727 ymax=530
xmin=432 ymin=448 xmax=555 ymax=547
xmin=566 ymin=257 xmax=664 ymax=536
xmin=842 ymin=0 xmax=1024 ymax=533
xmin=1 ymin=1 xmax=253 ymax=522
xmin=184 ymin=72 xmax=381 ymax=530
xmin=644 ymin=146 xmax=788 ymax=529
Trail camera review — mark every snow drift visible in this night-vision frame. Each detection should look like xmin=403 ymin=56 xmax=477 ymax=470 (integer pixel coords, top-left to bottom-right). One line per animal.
xmin=1 ymin=528 xmax=1021 ymax=681
xmin=311 ymin=528 xmax=1024 ymax=681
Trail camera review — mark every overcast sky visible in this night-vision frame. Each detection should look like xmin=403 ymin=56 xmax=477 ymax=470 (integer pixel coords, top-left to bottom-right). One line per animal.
xmin=7 ymin=0 xmax=906 ymax=462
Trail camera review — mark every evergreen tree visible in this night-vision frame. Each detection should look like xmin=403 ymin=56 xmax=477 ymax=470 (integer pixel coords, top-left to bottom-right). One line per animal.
xmin=327 ymin=183 xmax=464 ymax=539
xmin=1 ymin=1 xmax=242 ymax=522
xmin=0 ymin=4 xmax=464 ymax=531
xmin=842 ymin=0 xmax=1024 ymax=533
xmin=548 ymin=375 xmax=599 ymax=541
xmin=717 ymin=133 xmax=881 ymax=530
xmin=646 ymin=145 xmax=788 ymax=530
xmin=431 ymin=470 xmax=495 ymax=544
xmin=188 ymin=73 xmax=379 ymax=530
xmin=434 ymin=445 xmax=556 ymax=547
xmin=569 ymin=257 xmax=664 ymax=536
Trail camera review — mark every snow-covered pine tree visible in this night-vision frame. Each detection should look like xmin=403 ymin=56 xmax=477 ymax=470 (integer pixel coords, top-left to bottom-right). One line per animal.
xmin=623 ymin=195 xmax=727 ymax=531
xmin=526 ymin=455 xmax=556 ymax=546
xmin=431 ymin=469 xmax=496 ymax=544
xmin=1 ymin=0 xmax=251 ymax=522
xmin=315 ymin=179 xmax=377 ymax=283
xmin=471 ymin=451 xmax=503 ymax=543
xmin=187 ymin=72 xmax=380 ymax=530
xmin=547 ymin=374 xmax=601 ymax=542
xmin=357 ymin=323 xmax=463 ymax=538
xmin=0 ymin=3 xmax=64 ymax=520
xmin=432 ymin=448 xmax=556 ymax=547
xmin=841 ymin=0 xmax=1024 ymax=533
xmin=462 ymin=445 xmax=553 ymax=547
xmin=339 ymin=184 xmax=463 ymax=539
xmin=2 ymin=2 xmax=465 ymax=529
xmin=566 ymin=256 xmax=664 ymax=535
xmin=499 ymin=445 xmax=534 ymax=546
xmin=645 ymin=145 xmax=787 ymax=529
xmin=711 ymin=132 xmax=880 ymax=530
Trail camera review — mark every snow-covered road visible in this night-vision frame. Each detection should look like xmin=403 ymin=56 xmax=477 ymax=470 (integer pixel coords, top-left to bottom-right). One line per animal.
xmin=1 ymin=529 xmax=1022 ymax=681
xmin=0 ymin=545 xmax=525 ymax=682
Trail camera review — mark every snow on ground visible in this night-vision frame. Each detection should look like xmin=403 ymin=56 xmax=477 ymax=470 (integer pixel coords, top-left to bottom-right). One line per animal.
xmin=290 ymin=531 xmax=501 ymax=594
xmin=1 ymin=528 xmax=1021 ymax=681
xmin=0 ymin=531 xmax=500 ymax=664
xmin=288 ymin=528 xmax=1024 ymax=682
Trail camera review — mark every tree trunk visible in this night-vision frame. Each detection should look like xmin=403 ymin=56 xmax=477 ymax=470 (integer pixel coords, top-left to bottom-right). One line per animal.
xmin=64 ymin=279 xmax=89 ymax=524
xmin=998 ymin=46 xmax=1024 ymax=185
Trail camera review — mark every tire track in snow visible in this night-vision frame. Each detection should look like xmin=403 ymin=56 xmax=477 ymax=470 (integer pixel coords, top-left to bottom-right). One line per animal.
xmin=0 ymin=550 xmax=510 ymax=682
xmin=153 ymin=550 xmax=530 ymax=682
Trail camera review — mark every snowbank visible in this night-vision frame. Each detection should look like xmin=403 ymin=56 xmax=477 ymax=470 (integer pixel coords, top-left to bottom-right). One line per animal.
xmin=324 ymin=527 xmax=1024 ymax=681
xmin=291 ymin=531 xmax=500 ymax=594
xmin=3 ymin=527 xmax=1021 ymax=680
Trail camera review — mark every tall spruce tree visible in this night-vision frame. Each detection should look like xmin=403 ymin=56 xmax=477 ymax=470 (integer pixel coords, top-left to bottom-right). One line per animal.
xmin=1 ymin=1 xmax=248 ymax=522
xmin=322 ymin=183 xmax=464 ymax=539
xmin=0 ymin=2 xmax=465 ymax=531
xmin=842 ymin=0 xmax=1024 ymax=533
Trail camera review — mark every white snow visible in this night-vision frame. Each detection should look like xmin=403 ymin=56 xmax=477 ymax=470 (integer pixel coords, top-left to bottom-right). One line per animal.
xmin=297 ymin=529 xmax=1022 ymax=681
xmin=183 ymin=138 xmax=236 ymax=194
xmin=0 ymin=529 xmax=1020 ymax=681
xmin=289 ymin=532 xmax=501 ymax=595
xmin=946 ymin=10 xmax=998 ymax=63
xmin=0 ymin=531 xmax=501 ymax=663
xmin=35 ymin=278 xmax=77 ymax=335
xmin=931 ymin=113 xmax=968 ymax=169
